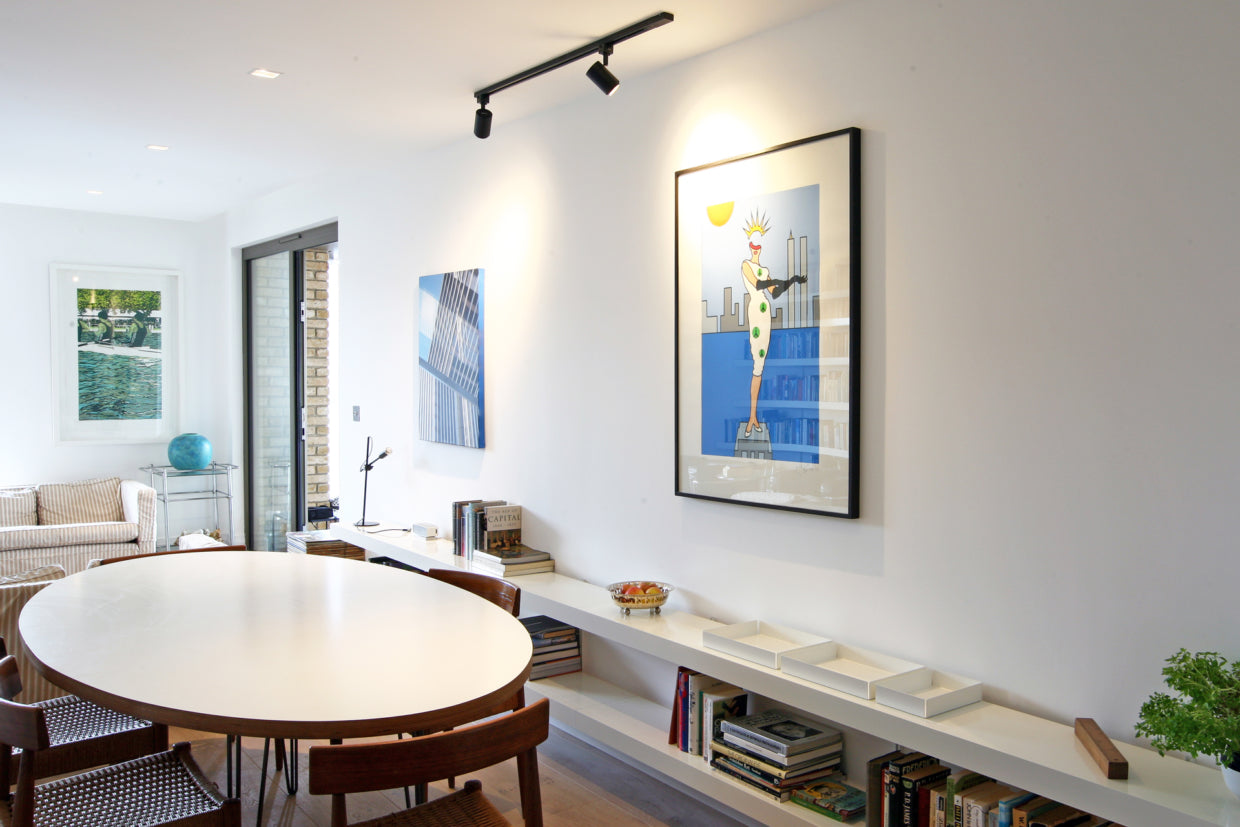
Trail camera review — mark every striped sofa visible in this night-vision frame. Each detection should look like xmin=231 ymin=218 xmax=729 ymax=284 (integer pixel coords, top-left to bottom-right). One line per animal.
xmin=0 ymin=476 xmax=157 ymax=577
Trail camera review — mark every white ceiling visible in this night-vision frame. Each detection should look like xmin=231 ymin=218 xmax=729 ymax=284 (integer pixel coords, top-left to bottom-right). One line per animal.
xmin=1 ymin=1 xmax=838 ymax=222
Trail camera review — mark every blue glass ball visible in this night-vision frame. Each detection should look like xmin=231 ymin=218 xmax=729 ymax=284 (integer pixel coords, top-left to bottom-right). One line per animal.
xmin=168 ymin=433 xmax=212 ymax=470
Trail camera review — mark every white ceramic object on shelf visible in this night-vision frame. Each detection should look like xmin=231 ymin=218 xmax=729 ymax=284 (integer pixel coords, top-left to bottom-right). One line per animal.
xmin=781 ymin=641 xmax=922 ymax=699
xmin=701 ymin=620 xmax=827 ymax=669
xmin=874 ymin=668 xmax=983 ymax=717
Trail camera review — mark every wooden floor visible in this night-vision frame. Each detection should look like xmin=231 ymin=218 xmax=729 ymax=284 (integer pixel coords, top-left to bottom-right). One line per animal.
xmin=3 ymin=725 xmax=749 ymax=827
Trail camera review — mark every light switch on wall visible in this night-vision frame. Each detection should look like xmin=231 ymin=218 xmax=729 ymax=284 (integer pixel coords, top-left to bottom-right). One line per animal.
xmin=352 ymin=406 xmax=361 ymax=422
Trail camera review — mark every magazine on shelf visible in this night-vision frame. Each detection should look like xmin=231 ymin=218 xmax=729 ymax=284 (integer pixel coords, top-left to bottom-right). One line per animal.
xmin=719 ymin=708 xmax=842 ymax=756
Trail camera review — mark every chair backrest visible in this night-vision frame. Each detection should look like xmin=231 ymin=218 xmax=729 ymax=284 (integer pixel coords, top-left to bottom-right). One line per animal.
xmin=308 ymin=697 xmax=549 ymax=827
xmin=0 ymin=695 xmax=47 ymax=755
xmin=97 ymin=546 xmax=249 ymax=566
xmin=425 ymin=568 xmax=520 ymax=616
xmin=0 ymin=645 xmax=23 ymax=701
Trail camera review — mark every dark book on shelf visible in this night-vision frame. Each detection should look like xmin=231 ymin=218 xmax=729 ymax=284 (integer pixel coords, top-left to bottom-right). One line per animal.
xmin=898 ymin=762 xmax=948 ymax=827
xmin=791 ymin=777 xmax=868 ymax=821
xmin=451 ymin=500 xmax=481 ymax=556
xmin=709 ymin=756 xmax=796 ymax=802
xmin=883 ymin=752 xmax=937 ymax=827
xmin=529 ymin=637 xmax=578 ymax=655
xmin=710 ymin=737 xmax=839 ymax=779
xmin=866 ymin=750 xmax=906 ymax=827
xmin=719 ymin=731 xmax=842 ymax=767
xmin=471 ymin=557 xmax=555 ymax=577
xmin=1011 ymin=795 xmax=1055 ymax=827
xmin=670 ymin=666 xmax=699 ymax=750
xmin=473 ymin=545 xmax=551 ymax=566
xmin=718 ymin=708 xmax=841 ymax=757
xmin=711 ymin=753 xmax=839 ymax=791
xmin=711 ymin=750 xmax=840 ymax=788
xmin=519 ymin=615 xmax=574 ymax=638
xmin=529 ymin=653 xmax=581 ymax=679
xmin=1029 ymin=804 xmax=1091 ymax=827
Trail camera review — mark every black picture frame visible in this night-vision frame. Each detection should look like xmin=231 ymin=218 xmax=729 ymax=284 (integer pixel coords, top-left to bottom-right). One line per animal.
xmin=674 ymin=128 xmax=860 ymax=518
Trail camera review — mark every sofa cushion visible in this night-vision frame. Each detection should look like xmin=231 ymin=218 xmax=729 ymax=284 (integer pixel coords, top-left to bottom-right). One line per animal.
xmin=37 ymin=477 xmax=123 ymax=525
xmin=0 ymin=487 xmax=37 ymax=527
xmin=0 ymin=522 xmax=139 ymax=552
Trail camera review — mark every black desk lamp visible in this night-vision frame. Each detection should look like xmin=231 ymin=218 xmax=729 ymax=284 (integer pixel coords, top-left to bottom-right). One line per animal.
xmin=355 ymin=436 xmax=392 ymax=528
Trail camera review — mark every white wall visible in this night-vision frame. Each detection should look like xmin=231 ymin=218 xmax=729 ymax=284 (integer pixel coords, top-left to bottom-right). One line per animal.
xmin=0 ymin=204 xmax=241 ymax=536
xmin=181 ymin=0 xmax=1240 ymax=745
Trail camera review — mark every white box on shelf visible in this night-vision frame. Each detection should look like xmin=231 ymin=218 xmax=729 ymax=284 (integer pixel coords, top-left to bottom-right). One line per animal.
xmin=781 ymin=642 xmax=922 ymax=699
xmin=701 ymin=620 xmax=828 ymax=669
xmin=874 ymin=668 xmax=983 ymax=717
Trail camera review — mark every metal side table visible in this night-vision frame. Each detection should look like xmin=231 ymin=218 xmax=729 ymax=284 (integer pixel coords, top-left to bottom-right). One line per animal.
xmin=140 ymin=462 xmax=238 ymax=551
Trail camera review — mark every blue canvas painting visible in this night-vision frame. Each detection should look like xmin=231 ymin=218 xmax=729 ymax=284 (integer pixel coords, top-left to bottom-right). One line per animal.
xmin=418 ymin=268 xmax=485 ymax=448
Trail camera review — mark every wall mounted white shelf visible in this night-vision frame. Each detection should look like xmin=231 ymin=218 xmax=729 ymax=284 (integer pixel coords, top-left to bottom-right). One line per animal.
xmin=340 ymin=525 xmax=1239 ymax=827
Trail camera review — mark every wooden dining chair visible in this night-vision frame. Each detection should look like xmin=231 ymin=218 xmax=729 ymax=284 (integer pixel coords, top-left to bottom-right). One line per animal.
xmin=95 ymin=544 xmax=249 ymax=565
xmin=308 ymin=697 xmax=550 ymax=827
xmin=0 ymin=656 xmax=240 ymax=827
xmin=421 ymin=568 xmax=526 ymax=795
xmin=0 ymin=638 xmax=168 ymax=800
xmin=425 ymin=568 xmax=521 ymax=615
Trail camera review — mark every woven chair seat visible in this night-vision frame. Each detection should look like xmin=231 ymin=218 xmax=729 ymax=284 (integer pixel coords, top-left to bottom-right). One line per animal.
xmin=34 ymin=693 xmax=155 ymax=747
xmin=351 ymin=781 xmax=510 ymax=827
xmin=32 ymin=742 xmax=232 ymax=827
xmin=7 ymin=693 xmax=166 ymax=782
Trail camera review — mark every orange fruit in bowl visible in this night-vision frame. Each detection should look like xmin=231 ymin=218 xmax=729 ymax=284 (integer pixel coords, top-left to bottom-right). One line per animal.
xmin=645 ymin=586 xmax=662 ymax=594
xmin=622 ymin=584 xmax=643 ymax=595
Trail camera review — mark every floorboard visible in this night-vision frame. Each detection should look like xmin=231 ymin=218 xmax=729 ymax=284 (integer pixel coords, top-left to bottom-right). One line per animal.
xmin=1 ymin=724 xmax=748 ymax=826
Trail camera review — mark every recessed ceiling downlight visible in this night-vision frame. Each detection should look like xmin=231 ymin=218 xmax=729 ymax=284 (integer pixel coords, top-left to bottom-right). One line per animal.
xmin=250 ymin=68 xmax=281 ymax=79
xmin=146 ymin=144 xmax=170 ymax=151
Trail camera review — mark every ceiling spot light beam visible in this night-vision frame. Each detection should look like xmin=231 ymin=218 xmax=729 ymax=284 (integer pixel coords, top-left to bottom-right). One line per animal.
xmin=472 ymin=11 xmax=673 ymax=139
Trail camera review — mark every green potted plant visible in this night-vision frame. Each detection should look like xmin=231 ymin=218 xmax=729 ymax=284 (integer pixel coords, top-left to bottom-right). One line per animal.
xmin=1136 ymin=648 xmax=1240 ymax=797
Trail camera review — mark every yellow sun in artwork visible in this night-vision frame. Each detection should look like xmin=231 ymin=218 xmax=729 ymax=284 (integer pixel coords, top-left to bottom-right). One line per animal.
xmin=706 ymin=201 xmax=734 ymax=227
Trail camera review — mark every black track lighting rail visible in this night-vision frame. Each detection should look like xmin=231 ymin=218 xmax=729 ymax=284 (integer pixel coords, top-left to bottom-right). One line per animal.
xmin=474 ymin=11 xmax=673 ymax=102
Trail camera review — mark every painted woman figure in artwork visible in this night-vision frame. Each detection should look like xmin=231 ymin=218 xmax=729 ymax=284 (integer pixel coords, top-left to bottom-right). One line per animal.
xmin=740 ymin=209 xmax=806 ymax=436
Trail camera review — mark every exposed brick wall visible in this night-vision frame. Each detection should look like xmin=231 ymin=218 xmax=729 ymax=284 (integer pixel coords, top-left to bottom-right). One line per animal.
xmin=303 ymin=248 xmax=331 ymax=507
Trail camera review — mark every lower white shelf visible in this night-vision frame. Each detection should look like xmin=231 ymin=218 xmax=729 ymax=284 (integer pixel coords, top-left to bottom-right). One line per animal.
xmin=525 ymin=671 xmax=831 ymax=826
xmin=342 ymin=525 xmax=1240 ymax=827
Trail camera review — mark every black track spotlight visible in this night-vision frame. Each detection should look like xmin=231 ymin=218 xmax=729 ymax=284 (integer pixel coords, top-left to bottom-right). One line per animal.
xmin=473 ymin=97 xmax=492 ymax=139
xmin=471 ymin=11 xmax=672 ymax=139
xmin=587 ymin=47 xmax=620 ymax=96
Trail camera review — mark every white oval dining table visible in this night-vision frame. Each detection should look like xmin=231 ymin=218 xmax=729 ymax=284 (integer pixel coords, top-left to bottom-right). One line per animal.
xmin=18 ymin=550 xmax=533 ymax=740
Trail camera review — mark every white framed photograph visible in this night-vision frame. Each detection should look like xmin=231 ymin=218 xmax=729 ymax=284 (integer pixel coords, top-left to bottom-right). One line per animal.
xmin=49 ymin=263 xmax=181 ymax=444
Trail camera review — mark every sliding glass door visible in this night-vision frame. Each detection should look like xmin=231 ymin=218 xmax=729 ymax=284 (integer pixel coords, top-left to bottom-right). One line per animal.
xmin=242 ymin=224 xmax=337 ymax=549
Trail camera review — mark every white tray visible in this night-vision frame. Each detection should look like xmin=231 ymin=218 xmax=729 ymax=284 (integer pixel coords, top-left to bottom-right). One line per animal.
xmin=780 ymin=642 xmax=923 ymax=698
xmin=874 ymin=668 xmax=983 ymax=717
xmin=701 ymin=621 xmax=828 ymax=668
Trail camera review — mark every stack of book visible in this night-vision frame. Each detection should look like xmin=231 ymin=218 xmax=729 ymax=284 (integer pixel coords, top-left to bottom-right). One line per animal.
xmin=285 ymin=530 xmax=365 ymax=561
xmin=520 ymin=615 xmax=581 ymax=679
xmin=865 ymin=751 xmax=1116 ymax=827
xmin=471 ymin=545 xmax=555 ymax=577
xmin=452 ymin=499 xmax=523 ymax=556
xmin=669 ymin=668 xmax=748 ymax=758
xmin=709 ymin=708 xmax=846 ymax=803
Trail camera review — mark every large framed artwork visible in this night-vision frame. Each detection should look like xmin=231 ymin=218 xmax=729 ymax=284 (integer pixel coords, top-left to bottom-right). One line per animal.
xmin=49 ymin=263 xmax=181 ymax=444
xmin=418 ymin=268 xmax=485 ymax=448
xmin=674 ymin=128 xmax=860 ymax=517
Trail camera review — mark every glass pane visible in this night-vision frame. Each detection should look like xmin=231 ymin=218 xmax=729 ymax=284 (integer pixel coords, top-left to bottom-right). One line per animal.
xmin=248 ymin=251 xmax=293 ymax=550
